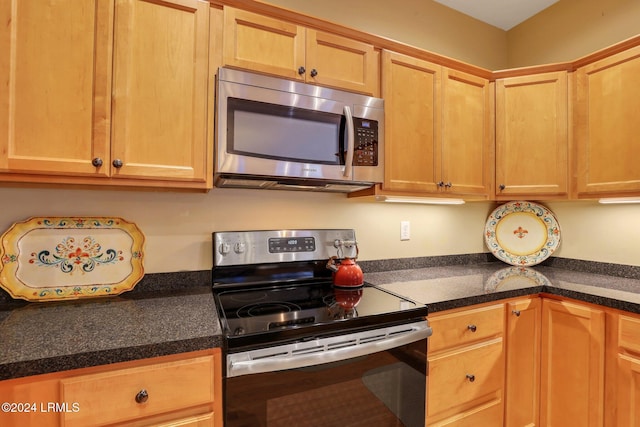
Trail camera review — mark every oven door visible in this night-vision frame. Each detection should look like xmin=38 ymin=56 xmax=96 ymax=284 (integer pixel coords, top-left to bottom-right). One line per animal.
xmin=224 ymin=321 xmax=430 ymax=427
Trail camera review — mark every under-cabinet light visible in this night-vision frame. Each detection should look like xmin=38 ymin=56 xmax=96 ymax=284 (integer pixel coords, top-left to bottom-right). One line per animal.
xmin=598 ymin=197 xmax=640 ymax=204
xmin=375 ymin=196 xmax=465 ymax=205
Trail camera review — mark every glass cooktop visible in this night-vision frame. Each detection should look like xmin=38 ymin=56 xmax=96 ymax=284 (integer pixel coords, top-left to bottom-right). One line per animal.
xmin=214 ymin=281 xmax=428 ymax=349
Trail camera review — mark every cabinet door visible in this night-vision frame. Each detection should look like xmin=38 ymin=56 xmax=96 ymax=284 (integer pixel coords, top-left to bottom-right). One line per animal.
xmin=575 ymin=45 xmax=640 ymax=197
xmin=441 ymin=68 xmax=492 ymax=197
xmin=617 ymin=353 xmax=640 ymax=426
xmin=495 ymin=72 xmax=568 ymax=198
xmin=540 ymin=299 xmax=605 ymax=427
xmin=306 ymin=29 xmax=378 ymax=95
xmin=0 ymin=0 xmax=112 ymax=176
xmin=382 ymin=51 xmax=441 ymax=192
xmin=111 ymin=0 xmax=209 ymax=183
xmin=505 ymin=298 xmax=541 ymax=427
xmin=223 ymin=7 xmax=305 ymax=81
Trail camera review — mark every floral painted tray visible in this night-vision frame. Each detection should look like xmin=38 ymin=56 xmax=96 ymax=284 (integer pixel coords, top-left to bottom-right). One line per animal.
xmin=484 ymin=201 xmax=561 ymax=266
xmin=0 ymin=217 xmax=144 ymax=302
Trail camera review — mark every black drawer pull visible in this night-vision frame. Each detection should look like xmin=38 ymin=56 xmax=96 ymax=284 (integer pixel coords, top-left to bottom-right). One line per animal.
xmin=466 ymin=374 xmax=476 ymax=382
xmin=467 ymin=324 xmax=477 ymax=332
xmin=135 ymin=389 xmax=149 ymax=404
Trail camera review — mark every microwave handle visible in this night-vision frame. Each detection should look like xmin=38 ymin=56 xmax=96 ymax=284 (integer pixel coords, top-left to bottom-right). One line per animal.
xmin=343 ymin=105 xmax=354 ymax=178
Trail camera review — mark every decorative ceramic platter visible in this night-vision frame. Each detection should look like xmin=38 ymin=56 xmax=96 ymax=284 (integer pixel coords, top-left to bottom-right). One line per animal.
xmin=484 ymin=266 xmax=551 ymax=293
xmin=0 ymin=217 xmax=145 ymax=302
xmin=484 ymin=201 xmax=561 ymax=266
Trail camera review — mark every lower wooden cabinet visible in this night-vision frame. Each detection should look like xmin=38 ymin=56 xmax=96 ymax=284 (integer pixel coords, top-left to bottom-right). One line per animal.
xmin=505 ymin=297 xmax=541 ymax=427
xmin=540 ymin=299 xmax=605 ymax=427
xmin=612 ymin=314 xmax=640 ymax=426
xmin=430 ymin=297 xmax=611 ymax=427
xmin=427 ymin=303 xmax=505 ymax=426
xmin=0 ymin=349 xmax=222 ymax=427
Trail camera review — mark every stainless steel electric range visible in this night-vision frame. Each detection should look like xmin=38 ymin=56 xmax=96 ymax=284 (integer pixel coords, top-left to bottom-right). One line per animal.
xmin=212 ymin=229 xmax=431 ymax=427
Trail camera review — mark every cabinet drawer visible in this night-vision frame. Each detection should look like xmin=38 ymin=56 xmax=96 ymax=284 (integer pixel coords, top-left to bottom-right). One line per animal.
xmin=619 ymin=314 xmax=640 ymax=353
xmin=61 ymin=355 xmax=214 ymax=426
xmin=428 ymin=338 xmax=504 ymax=417
xmin=429 ymin=304 xmax=504 ymax=353
xmin=428 ymin=398 xmax=503 ymax=427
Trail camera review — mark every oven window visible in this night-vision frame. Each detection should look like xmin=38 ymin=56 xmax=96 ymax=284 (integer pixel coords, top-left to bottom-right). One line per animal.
xmin=225 ymin=340 xmax=427 ymax=427
xmin=227 ymin=98 xmax=344 ymax=165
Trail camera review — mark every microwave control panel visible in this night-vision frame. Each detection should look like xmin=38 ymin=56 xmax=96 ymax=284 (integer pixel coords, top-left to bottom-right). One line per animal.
xmin=353 ymin=118 xmax=379 ymax=166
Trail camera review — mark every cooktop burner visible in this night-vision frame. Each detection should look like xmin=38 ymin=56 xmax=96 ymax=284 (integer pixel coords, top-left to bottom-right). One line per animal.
xmin=212 ymin=230 xmax=429 ymax=349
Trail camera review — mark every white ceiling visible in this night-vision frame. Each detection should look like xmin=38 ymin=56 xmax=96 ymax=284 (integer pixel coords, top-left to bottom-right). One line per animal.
xmin=433 ymin=0 xmax=560 ymax=30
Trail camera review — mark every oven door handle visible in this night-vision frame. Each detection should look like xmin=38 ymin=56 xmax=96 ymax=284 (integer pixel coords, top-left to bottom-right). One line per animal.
xmin=227 ymin=321 xmax=432 ymax=378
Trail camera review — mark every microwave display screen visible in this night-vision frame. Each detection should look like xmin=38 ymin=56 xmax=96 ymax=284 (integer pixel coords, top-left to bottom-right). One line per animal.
xmin=227 ymin=98 xmax=343 ymax=165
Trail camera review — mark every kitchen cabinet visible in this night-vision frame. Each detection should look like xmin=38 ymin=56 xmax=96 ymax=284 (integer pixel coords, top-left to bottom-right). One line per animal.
xmin=0 ymin=349 xmax=222 ymax=427
xmin=505 ymin=297 xmax=541 ymax=427
xmin=612 ymin=314 xmax=640 ymax=426
xmin=495 ymin=71 xmax=569 ymax=199
xmin=381 ymin=51 xmax=492 ymax=198
xmin=427 ymin=303 xmax=505 ymax=426
xmin=222 ymin=7 xmax=379 ymax=96
xmin=540 ymin=298 xmax=605 ymax=427
xmin=574 ymin=44 xmax=640 ymax=198
xmin=0 ymin=0 xmax=211 ymax=190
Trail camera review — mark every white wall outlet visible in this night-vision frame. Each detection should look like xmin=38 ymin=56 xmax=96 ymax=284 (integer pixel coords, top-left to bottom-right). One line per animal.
xmin=400 ymin=221 xmax=410 ymax=241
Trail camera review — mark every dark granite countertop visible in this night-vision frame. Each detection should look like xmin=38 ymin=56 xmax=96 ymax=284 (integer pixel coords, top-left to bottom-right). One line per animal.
xmin=2 ymin=258 xmax=640 ymax=382
xmin=0 ymin=272 xmax=223 ymax=381
xmin=365 ymin=262 xmax=640 ymax=314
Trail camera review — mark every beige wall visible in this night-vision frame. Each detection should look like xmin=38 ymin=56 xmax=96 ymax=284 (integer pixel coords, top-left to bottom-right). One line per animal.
xmin=507 ymin=0 xmax=640 ymax=67
xmin=261 ymin=0 xmax=508 ymax=70
xmin=1 ymin=0 xmax=639 ymax=277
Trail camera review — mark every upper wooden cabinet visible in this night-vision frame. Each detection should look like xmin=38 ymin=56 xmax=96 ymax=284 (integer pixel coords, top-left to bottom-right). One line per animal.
xmin=495 ymin=71 xmax=569 ymax=199
xmin=381 ymin=51 xmax=492 ymax=198
xmin=222 ymin=7 xmax=379 ymax=96
xmin=0 ymin=0 xmax=112 ymax=177
xmin=574 ymin=45 xmax=640 ymax=198
xmin=0 ymin=0 xmax=211 ymax=189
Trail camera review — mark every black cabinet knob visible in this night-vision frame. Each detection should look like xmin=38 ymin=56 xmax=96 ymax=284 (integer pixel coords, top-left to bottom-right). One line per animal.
xmin=466 ymin=374 xmax=476 ymax=382
xmin=499 ymin=184 xmax=506 ymax=191
xmin=467 ymin=324 xmax=477 ymax=332
xmin=135 ymin=389 xmax=148 ymax=404
xmin=298 ymin=66 xmax=306 ymax=75
xmin=112 ymin=159 xmax=123 ymax=168
xmin=310 ymin=68 xmax=318 ymax=77
xmin=512 ymin=310 xmax=521 ymax=317
xmin=91 ymin=158 xmax=103 ymax=167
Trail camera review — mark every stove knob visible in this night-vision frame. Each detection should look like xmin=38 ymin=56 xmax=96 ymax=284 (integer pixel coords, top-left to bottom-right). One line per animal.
xmin=234 ymin=327 xmax=245 ymax=336
xmin=218 ymin=243 xmax=230 ymax=255
xmin=234 ymin=242 xmax=246 ymax=254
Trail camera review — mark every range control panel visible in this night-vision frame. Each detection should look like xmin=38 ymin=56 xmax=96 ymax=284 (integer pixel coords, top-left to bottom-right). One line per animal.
xmin=213 ymin=229 xmax=357 ymax=267
xmin=353 ymin=118 xmax=379 ymax=166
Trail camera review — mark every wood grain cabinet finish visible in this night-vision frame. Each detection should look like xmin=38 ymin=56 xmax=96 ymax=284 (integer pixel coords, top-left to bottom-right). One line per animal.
xmin=427 ymin=303 xmax=505 ymax=426
xmin=540 ymin=299 xmax=605 ymax=427
xmin=495 ymin=71 xmax=569 ymax=199
xmin=382 ymin=51 xmax=491 ymax=198
xmin=223 ymin=7 xmax=379 ymax=95
xmin=612 ymin=314 xmax=640 ymax=427
xmin=574 ymin=45 xmax=640 ymax=198
xmin=0 ymin=0 xmax=112 ymax=177
xmin=505 ymin=297 xmax=541 ymax=427
xmin=0 ymin=0 xmax=211 ymax=189
xmin=0 ymin=350 xmax=222 ymax=427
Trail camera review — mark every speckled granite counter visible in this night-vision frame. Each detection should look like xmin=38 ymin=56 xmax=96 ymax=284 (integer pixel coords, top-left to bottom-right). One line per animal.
xmin=365 ymin=262 xmax=640 ymax=314
xmin=0 ymin=272 xmax=223 ymax=381
xmin=3 ymin=258 xmax=640 ymax=382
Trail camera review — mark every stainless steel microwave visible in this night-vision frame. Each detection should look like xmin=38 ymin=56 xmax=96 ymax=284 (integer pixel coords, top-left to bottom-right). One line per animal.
xmin=214 ymin=68 xmax=384 ymax=192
